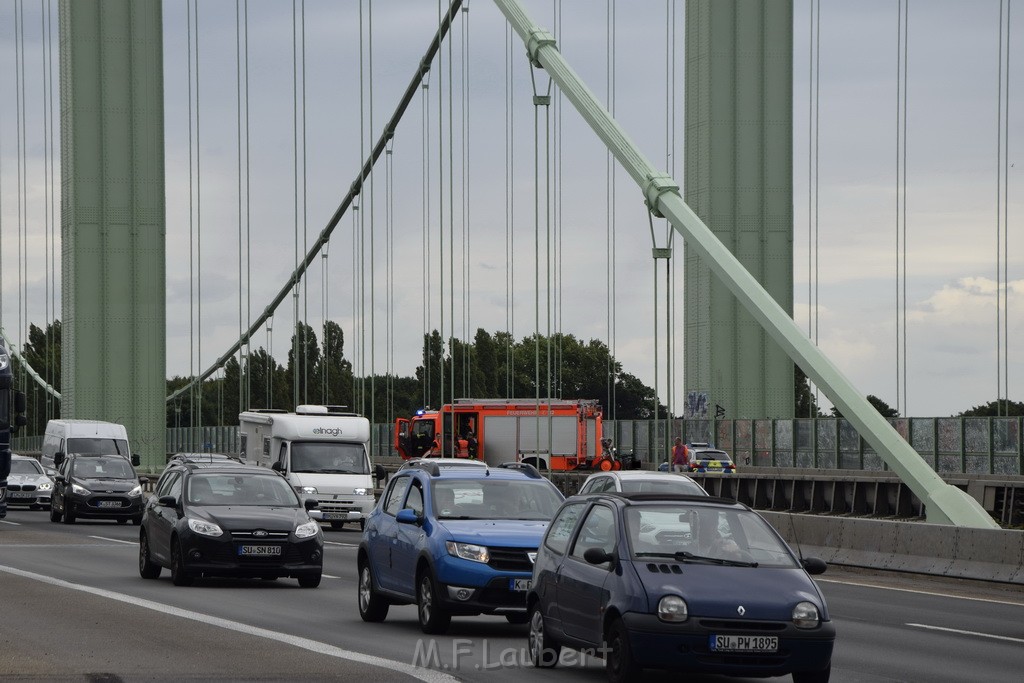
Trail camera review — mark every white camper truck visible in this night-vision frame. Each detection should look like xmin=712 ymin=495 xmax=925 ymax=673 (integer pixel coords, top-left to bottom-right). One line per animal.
xmin=238 ymin=405 xmax=379 ymax=529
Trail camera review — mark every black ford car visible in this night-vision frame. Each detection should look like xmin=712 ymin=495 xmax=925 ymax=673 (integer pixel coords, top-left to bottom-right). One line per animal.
xmin=139 ymin=462 xmax=324 ymax=587
xmin=50 ymin=453 xmax=147 ymax=524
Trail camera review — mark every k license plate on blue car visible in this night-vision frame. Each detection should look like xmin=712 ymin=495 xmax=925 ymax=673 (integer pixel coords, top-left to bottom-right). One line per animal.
xmin=710 ymin=634 xmax=778 ymax=653
xmin=509 ymin=578 xmax=532 ymax=592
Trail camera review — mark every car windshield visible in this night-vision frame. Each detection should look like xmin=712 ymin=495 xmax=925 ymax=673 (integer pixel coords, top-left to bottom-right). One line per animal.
xmin=187 ymin=473 xmax=300 ymax=507
xmin=290 ymin=442 xmax=369 ymax=474
xmin=11 ymin=459 xmax=44 ymax=475
xmin=72 ymin=456 xmax=135 ymax=480
xmin=68 ymin=437 xmax=130 ymax=457
xmin=626 ymin=505 xmax=798 ymax=568
xmin=432 ymin=479 xmax=563 ymax=521
xmin=619 ymin=478 xmax=706 ymax=495
xmin=695 ymin=450 xmax=731 ymax=463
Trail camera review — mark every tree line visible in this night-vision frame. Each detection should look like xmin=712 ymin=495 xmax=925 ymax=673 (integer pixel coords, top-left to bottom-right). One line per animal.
xmin=13 ymin=320 xmax=668 ymax=434
xmin=14 ymin=320 xmax=1020 ymax=435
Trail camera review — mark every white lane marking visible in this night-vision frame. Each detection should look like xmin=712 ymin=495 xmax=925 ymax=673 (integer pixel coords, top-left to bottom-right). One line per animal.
xmin=89 ymin=536 xmax=136 ymax=545
xmin=325 ymin=541 xmax=359 ymax=547
xmin=323 ymin=574 xmax=342 ymax=579
xmin=0 ymin=520 xmax=20 ymax=526
xmin=0 ymin=564 xmax=456 ymax=683
xmin=906 ymin=623 xmax=1024 ymax=644
xmin=818 ymin=577 xmax=1024 ymax=608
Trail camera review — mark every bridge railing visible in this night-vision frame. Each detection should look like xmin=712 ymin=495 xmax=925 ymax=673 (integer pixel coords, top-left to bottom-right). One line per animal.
xmin=11 ymin=416 xmax=1022 ymax=476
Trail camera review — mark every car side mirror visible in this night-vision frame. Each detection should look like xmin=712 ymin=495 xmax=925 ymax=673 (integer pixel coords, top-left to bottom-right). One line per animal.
xmin=158 ymin=495 xmax=177 ymax=507
xmin=396 ymin=508 xmax=422 ymax=526
xmin=131 ymin=454 xmax=140 ymax=467
xmin=14 ymin=415 xmax=27 ymax=427
xmin=54 ymin=452 xmax=65 ymax=467
xmin=304 ymin=498 xmax=319 ymax=510
xmin=54 ymin=474 xmax=65 ymax=484
xmin=374 ymin=463 xmax=387 ymax=483
xmin=271 ymin=462 xmax=284 ymax=473
xmin=583 ymin=547 xmax=614 ymax=566
xmin=138 ymin=477 xmax=149 ymax=485
xmin=801 ymin=557 xmax=827 ymax=575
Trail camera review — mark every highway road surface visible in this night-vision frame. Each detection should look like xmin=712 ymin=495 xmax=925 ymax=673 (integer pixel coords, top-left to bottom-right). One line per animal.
xmin=2 ymin=507 xmax=1023 ymax=682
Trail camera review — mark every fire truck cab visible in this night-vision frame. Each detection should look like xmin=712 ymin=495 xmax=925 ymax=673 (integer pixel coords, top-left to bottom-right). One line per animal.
xmin=394 ymin=398 xmax=604 ymax=471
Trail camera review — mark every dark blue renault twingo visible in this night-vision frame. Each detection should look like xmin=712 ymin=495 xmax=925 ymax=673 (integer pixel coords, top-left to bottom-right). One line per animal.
xmin=357 ymin=459 xmax=564 ymax=634
xmin=527 ymin=493 xmax=835 ymax=683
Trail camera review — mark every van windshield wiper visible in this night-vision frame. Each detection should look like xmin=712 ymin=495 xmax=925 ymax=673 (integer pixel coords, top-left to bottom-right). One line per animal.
xmin=675 ymin=551 xmax=757 ymax=568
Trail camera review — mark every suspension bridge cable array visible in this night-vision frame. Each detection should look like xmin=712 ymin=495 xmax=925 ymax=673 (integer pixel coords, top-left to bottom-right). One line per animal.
xmin=166 ymin=0 xmax=466 ymax=405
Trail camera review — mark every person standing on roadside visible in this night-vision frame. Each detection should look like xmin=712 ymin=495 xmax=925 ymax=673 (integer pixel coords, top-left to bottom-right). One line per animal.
xmin=671 ymin=437 xmax=689 ymax=472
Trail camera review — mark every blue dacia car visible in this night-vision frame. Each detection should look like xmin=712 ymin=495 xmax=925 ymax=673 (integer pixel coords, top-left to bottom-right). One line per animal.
xmin=357 ymin=459 xmax=564 ymax=634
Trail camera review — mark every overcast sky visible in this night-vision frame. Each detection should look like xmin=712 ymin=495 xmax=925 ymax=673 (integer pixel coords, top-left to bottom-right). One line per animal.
xmin=0 ymin=0 xmax=1021 ymax=419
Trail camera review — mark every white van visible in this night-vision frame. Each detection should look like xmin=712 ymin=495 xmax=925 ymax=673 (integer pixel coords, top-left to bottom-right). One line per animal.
xmin=238 ymin=405 xmax=381 ymax=530
xmin=41 ymin=419 xmax=133 ymax=469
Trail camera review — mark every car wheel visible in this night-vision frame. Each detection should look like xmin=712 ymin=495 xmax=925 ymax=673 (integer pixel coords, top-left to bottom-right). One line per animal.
xmin=416 ymin=570 xmax=451 ymax=634
xmin=63 ymin=504 xmax=76 ymax=524
xmin=330 ymin=521 xmax=345 ymax=530
xmin=49 ymin=504 xmax=61 ymax=523
xmin=138 ymin=532 xmax=162 ymax=579
xmin=357 ymin=562 xmax=390 ymax=622
xmin=298 ymin=573 xmax=322 ymax=588
xmin=605 ymin=617 xmax=641 ymax=683
xmin=528 ymin=602 xmax=560 ymax=668
xmin=170 ymin=541 xmax=194 ymax=587
xmin=505 ymin=613 xmax=530 ymax=625
xmin=792 ymin=664 xmax=831 ymax=683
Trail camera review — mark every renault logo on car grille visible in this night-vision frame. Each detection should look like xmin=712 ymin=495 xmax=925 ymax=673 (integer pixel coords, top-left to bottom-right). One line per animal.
xmin=737 ymin=605 xmax=746 ymax=616
xmin=527 ymin=552 xmax=537 ymax=564
xmin=253 ymin=529 xmax=268 ymax=538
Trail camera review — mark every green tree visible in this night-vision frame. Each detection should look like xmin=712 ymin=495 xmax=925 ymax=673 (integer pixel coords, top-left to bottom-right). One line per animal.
xmin=795 ymin=365 xmax=824 ymax=418
xmin=957 ymin=399 xmax=1024 ymax=417
xmin=17 ymin=321 xmax=61 ymax=434
xmin=830 ymin=394 xmax=899 ymax=419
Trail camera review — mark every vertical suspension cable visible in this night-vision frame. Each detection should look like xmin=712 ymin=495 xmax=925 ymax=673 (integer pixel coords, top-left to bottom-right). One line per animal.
xmin=422 ymin=71 xmax=431 ymax=407
xmin=16 ymin=0 xmax=26 ymax=390
xmin=894 ymin=0 xmax=903 ymax=416
xmin=448 ymin=0 xmax=455 ymax=431
xmin=505 ymin=23 xmax=516 ymax=399
xmin=901 ymin=1 xmax=908 ymax=416
xmin=195 ymin=0 xmax=203 ymax=434
xmin=386 ymin=136 xmax=394 ymax=421
xmin=369 ymin=0 xmax=376 ymax=437
xmin=41 ymin=0 xmax=52 ymax=420
xmin=292 ymin=0 xmax=300 ymax=410
xmin=438 ymin=0 xmax=446 ymax=423
xmin=187 ymin=0 xmax=196 ymax=433
xmin=1004 ymin=2 xmax=1012 ymax=410
xmin=302 ymin=0 xmax=309 ymax=406
xmin=236 ymin=0 xmax=244 ymax=414
xmin=554 ymin=0 xmax=563 ymax=399
xmin=244 ymin=0 xmax=252 ymax=409
xmin=462 ymin=1 xmax=471 ymax=398
xmin=605 ymin=0 xmax=618 ymax=419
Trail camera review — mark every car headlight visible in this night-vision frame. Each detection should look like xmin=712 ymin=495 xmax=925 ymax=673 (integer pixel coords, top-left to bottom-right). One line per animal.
xmin=295 ymin=520 xmax=320 ymax=538
xmin=353 ymin=487 xmax=369 ymax=496
xmin=446 ymin=541 xmax=489 ymax=563
xmin=0 ymin=349 xmax=9 ymax=370
xmin=297 ymin=486 xmax=318 ymax=495
xmin=792 ymin=601 xmax=820 ymax=629
xmin=38 ymin=482 xmax=52 ymax=491
xmin=187 ymin=518 xmax=223 ymax=537
xmin=127 ymin=485 xmax=143 ymax=497
xmin=657 ymin=595 xmax=689 ymax=622
xmin=71 ymin=483 xmax=91 ymax=496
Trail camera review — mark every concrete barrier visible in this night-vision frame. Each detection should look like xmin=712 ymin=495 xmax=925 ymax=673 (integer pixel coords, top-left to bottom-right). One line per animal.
xmin=762 ymin=511 xmax=1024 ymax=585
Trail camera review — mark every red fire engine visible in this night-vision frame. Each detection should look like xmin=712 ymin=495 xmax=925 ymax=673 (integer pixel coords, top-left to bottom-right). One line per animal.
xmin=394 ymin=398 xmax=617 ymax=471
